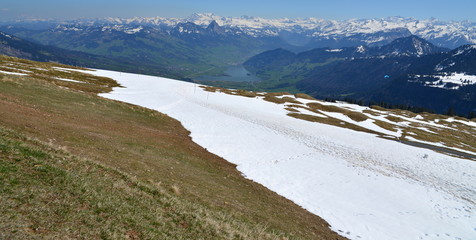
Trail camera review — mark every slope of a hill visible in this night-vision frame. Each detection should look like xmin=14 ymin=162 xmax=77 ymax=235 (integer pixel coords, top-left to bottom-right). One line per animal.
xmin=240 ymin=37 xmax=476 ymax=115
xmin=94 ymin=69 xmax=476 ymax=240
xmin=0 ymin=31 xmax=183 ymax=79
xmin=0 ymin=55 xmax=346 ymax=239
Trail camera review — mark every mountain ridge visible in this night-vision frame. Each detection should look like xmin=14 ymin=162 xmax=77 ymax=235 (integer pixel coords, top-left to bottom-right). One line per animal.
xmin=241 ymin=36 xmax=475 ymax=115
xmin=0 ymin=30 xmax=182 ymax=78
xmin=2 ymin=13 xmax=476 ymax=48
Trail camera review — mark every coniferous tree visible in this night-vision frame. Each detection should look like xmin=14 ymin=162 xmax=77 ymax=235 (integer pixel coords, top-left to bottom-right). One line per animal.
xmin=468 ymin=111 xmax=476 ymax=119
xmin=446 ymin=106 xmax=456 ymax=116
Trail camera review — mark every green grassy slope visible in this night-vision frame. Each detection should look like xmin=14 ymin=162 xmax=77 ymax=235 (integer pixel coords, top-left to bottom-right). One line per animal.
xmin=0 ymin=55 xmax=346 ymax=239
xmin=4 ymin=28 xmax=268 ymax=79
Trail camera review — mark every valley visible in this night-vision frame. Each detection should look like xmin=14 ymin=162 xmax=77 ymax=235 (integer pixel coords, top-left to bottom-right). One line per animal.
xmin=2 ymin=15 xmax=475 ymax=116
xmin=1 ymin=11 xmax=476 ymax=240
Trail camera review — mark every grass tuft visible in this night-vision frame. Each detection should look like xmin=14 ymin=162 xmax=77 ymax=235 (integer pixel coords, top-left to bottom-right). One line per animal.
xmin=307 ymin=102 xmax=368 ymax=122
xmin=294 ymin=93 xmax=316 ymax=100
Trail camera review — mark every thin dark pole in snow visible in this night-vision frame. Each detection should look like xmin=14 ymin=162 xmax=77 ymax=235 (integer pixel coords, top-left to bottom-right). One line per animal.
xmin=194 ymin=84 xmax=196 ymax=94
xmin=207 ymin=92 xmax=209 ymax=100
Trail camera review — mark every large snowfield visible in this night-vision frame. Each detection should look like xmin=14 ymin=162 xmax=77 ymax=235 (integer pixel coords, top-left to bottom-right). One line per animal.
xmin=88 ymin=69 xmax=476 ymax=240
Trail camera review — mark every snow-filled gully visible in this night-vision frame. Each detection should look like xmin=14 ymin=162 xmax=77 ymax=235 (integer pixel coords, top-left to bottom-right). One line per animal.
xmin=91 ymin=69 xmax=476 ymax=240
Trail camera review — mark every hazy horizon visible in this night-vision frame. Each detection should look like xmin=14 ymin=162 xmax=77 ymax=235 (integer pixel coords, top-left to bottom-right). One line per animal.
xmin=1 ymin=0 xmax=476 ymax=22
xmin=1 ymin=12 xmax=475 ymax=24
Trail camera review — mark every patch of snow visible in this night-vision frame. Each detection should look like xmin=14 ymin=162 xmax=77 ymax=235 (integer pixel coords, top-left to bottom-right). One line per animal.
xmin=271 ymin=94 xmax=295 ymax=99
xmin=453 ymin=45 xmax=476 ymax=57
xmin=323 ymin=111 xmax=401 ymax=137
xmin=0 ymin=66 xmax=32 ymax=73
xmin=0 ymin=70 xmax=28 ymax=76
xmin=392 ymin=113 xmax=455 ymax=130
xmin=420 ymin=73 xmax=476 ymax=90
xmin=364 ymin=36 xmax=386 ymax=44
xmin=413 ymin=37 xmax=424 ymax=55
xmin=124 ymin=26 xmax=143 ymax=34
xmin=287 ymin=106 xmax=328 ymax=118
xmin=0 ymin=31 xmax=12 ymax=38
xmin=52 ymin=67 xmax=74 ymax=72
xmin=414 ymin=115 xmax=424 ymax=120
xmin=54 ymin=77 xmax=83 ymax=83
xmin=90 ymin=14 xmax=476 ymax=44
xmin=416 ymin=127 xmax=437 ymax=134
xmin=29 ymin=67 xmax=49 ymax=71
xmin=88 ymin=69 xmax=476 ymax=240
xmin=325 ymin=48 xmax=343 ymax=52
xmin=356 ymin=45 xmax=366 ymax=53
xmin=444 ymin=117 xmax=476 ymax=128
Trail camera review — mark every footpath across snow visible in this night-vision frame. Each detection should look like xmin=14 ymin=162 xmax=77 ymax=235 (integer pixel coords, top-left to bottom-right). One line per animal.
xmin=90 ymin=69 xmax=476 ymax=240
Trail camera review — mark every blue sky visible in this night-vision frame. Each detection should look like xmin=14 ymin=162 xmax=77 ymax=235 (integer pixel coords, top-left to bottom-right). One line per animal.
xmin=1 ymin=0 xmax=475 ymax=21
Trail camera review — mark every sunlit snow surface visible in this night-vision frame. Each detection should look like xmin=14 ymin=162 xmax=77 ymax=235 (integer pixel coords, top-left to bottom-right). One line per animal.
xmin=411 ymin=73 xmax=476 ymax=90
xmin=91 ymin=69 xmax=476 ymax=240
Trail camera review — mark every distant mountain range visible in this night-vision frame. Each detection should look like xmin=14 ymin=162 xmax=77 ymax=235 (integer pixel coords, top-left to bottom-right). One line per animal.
xmin=1 ymin=13 xmax=475 ymax=77
xmin=0 ymin=19 xmax=290 ymax=78
xmin=243 ymin=36 xmax=476 ymax=115
xmin=4 ymin=13 xmax=474 ymax=48
xmin=1 ymin=14 xmax=475 ymax=115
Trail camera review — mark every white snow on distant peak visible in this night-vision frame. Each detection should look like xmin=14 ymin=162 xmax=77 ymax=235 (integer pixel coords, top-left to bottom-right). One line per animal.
xmin=413 ymin=73 xmax=476 ymax=90
xmin=356 ymin=45 xmax=366 ymax=53
xmin=0 ymin=31 xmax=12 ymax=38
xmin=93 ymin=14 xmax=476 ymax=44
xmin=453 ymin=45 xmax=476 ymax=56
xmin=412 ymin=37 xmax=424 ymax=55
xmin=58 ymin=26 xmax=82 ymax=31
xmin=325 ymin=48 xmax=343 ymax=52
xmin=123 ymin=26 xmax=143 ymax=34
xmin=94 ymin=25 xmax=145 ymax=34
xmin=87 ymin=69 xmax=476 ymax=240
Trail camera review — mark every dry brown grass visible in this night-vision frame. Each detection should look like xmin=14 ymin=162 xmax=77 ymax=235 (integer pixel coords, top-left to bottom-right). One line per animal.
xmin=373 ymin=120 xmax=399 ymax=132
xmin=402 ymin=124 xmax=476 ymax=151
xmin=362 ymin=109 xmax=381 ymax=116
xmin=265 ymin=92 xmax=292 ymax=97
xmin=0 ymin=55 xmax=119 ymax=94
xmin=200 ymin=86 xmax=303 ymax=105
xmin=346 ymin=111 xmax=368 ymax=122
xmin=294 ymin=93 xmax=316 ymax=100
xmin=287 ymin=113 xmax=378 ymax=135
xmin=307 ymin=102 xmax=368 ymax=122
xmin=200 ymin=86 xmax=260 ymax=98
xmin=369 ymin=105 xmax=387 ymax=111
xmin=263 ymin=95 xmax=302 ymax=104
xmin=200 ymin=86 xmax=218 ymax=92
xmin=385 ymin=115 xmax=405 ymax=122
xmin=235 ymin=89 xmax=258 ymax=98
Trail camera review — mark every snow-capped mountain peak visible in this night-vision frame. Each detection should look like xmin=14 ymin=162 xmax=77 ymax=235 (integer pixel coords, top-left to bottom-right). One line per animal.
xmin=87 ymin=14 xmax=476 ymax=48
xmin=3 ymin=13 xmax=476 ymax=49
